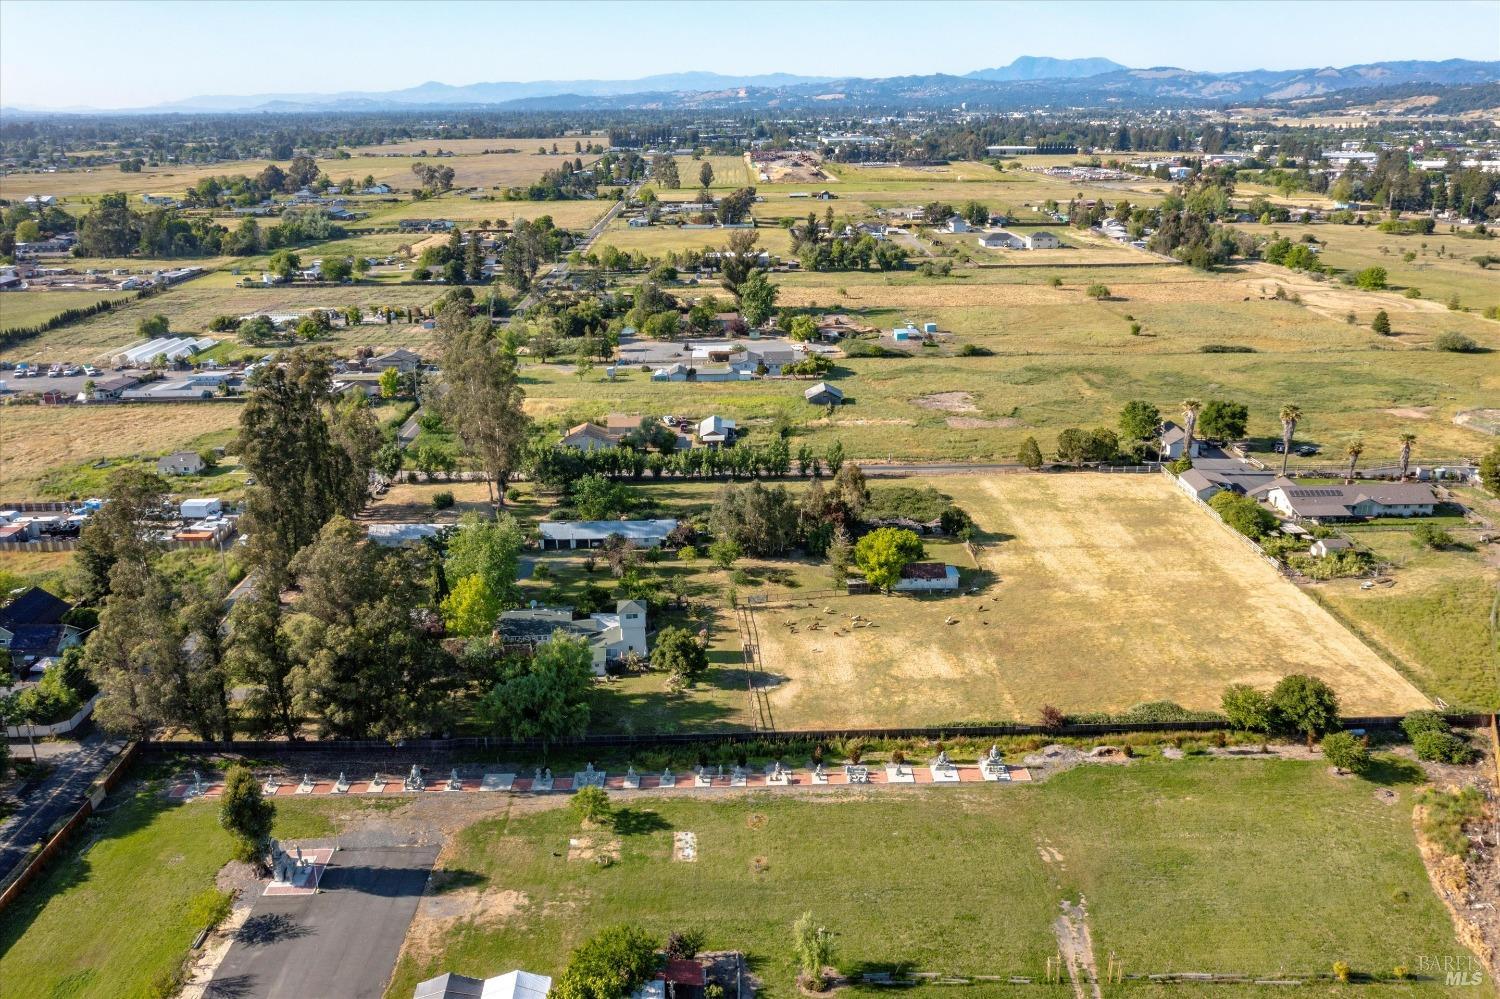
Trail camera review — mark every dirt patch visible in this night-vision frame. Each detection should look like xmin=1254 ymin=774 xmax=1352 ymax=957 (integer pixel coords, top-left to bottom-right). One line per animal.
xmin=1384 ymin=407 xmax=1435 ymax=420
xmin=1412 ymin=801 xmax=1498 ymax=982
xmin=567 ymin=835 xmax=621 ymax=863
xmin=1053 ymin=899 xmax=1104 ymax=999
xmin=405 ymin=887 xmax=530 ymax=965
xmin=946 ymin=416 xmax=1024 ymax=430
xmin=1455 ymin=409 xmax=1500 ymax=436
xmin=673 ymin=830 xmax=699 ymax=862
xmin=913 ymin=391 xmax=978 ymax=414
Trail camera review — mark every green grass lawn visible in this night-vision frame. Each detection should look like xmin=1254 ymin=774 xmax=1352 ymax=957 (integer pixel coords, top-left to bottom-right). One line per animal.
xmin=1 ymin=291 xmax=136 ymax=333
xmin=0 ymin=787 xmax=344 ymax=999
xmin=385 ymin=757 xmax=1480 ymax=998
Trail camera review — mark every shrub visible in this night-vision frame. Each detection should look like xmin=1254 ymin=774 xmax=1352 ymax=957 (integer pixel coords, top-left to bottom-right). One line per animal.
xmin=1209 ymin=491 xmax=1276 ymax=539
xmin=1084 ymin=283 xmax=1110 ymax=300
xmin=1221 ymin=684 xmax=1272 ymax=732
xmin=1332 ymin=961 xmax=1351 ymax=983
xmin=677 ymin=544 xmax=699 ymax=561
xmin=1400 ymin=709 xmax=1449 ymax=740
xmin=431 ymin=490 xmax=455 ymax=509
xmin=1433 ymin=330 xmax=1478 ymax=353
xmin=1417 ymin=786 xmax=1484 ymax=858
xmin=957 ymin=343 xmax=993 ymax=356
xmin=1371 ymin=310 xmax=1391 ymax=335
xmin=553 ymin=924 xmax=659 ymax=999
xmin=1411 ymin=729 xmax=1477 ymax=765
xmin=1321 ymin=731 xmax=1370 ymax=775
xmin=793 ymin=912 xmax=835 ymax=991
xmin=1403 ymin=287 xmax=1421 ymax=299
xmin=571 ymin=785 xmax=612 ymax=826
xmin=1039 ymin=704 xmax=1065 ymax=731
xmin=1411 ymin=522 xmax=1455 ymax=549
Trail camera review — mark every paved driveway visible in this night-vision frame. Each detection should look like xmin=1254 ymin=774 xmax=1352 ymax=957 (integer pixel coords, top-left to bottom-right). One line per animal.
xmin=208 ymin=845 xmax=438 ymax=999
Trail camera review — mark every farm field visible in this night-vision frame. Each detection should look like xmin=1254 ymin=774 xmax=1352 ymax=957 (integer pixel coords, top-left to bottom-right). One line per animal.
xmin=386 ymin=757 xmax=1473 ymax=998
xmin=0 ymin=281 xmax=441 ymax=361
xmin=749 ymin=474 xmax=1427 ymax=728
xmin=0 ymin=289 xmax=135 ymax=331
xmin=0 ymin=147 xmax=588 ymax=202
xmin=359 ymin=195 xmax=611 ymax=229
xmin=347 ymin=135 xmax=606 ymax=156
xmin=1230 ymin=221 xmax=1500 ymax=313
xmin=0 ymin=402 xmax=244 ymax=496
xmin=592 ymin=220 xmax=795 ymax=257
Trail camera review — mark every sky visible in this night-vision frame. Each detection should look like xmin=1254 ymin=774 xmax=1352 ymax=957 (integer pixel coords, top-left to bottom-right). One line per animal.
xmin=2 ymin=0 xmax=1498 ymax=109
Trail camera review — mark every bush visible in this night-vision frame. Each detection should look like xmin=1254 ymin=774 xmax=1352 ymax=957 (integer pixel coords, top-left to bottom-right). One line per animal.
xmin=431 ymin=490 xmax=455 ymax=509
xmin=1321 ymin=731 xmax=1370 ymax=774
xmin=553 ymin=924 xmax=659 ymax=999
xmin=1411 ymin=729 xmax=1477 ymax=765
xmin=1197 ymin=343 xmax=1255 ymax=353
xmin=1411 ymin=522 xmax=1455 ymax=549
xmin=677 ymin=544 xmax=699 ymax=561
xmin=1433 ymin=331 xmax=1478 ymax=353
xmin=957 ymin=343 xmax=993 ymax=356
xmin=1209 ymin=491 xmax=1277 ymax=539
xmin=1417 ymin=786 xmax=1484 ymax=858
xmin=1400 ymin=710 xmax=1450 ymax=740
xmin=571 ymin=785 xmax=613 ymax=826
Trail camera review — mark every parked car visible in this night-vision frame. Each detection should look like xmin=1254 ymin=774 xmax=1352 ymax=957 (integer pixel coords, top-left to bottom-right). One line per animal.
xmin=1296 ymin=445 xmax=1319 ymax=457
xmin=83 ymin=365 xmax=99 ymax=376
xmin=47 ymin=363 xmax=62 ymax=376
xmin=1272 ymin=442 xmax=1286 ymax=454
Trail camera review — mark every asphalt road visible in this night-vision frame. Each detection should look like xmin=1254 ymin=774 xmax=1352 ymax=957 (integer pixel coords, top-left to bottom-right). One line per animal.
xmin=209 ymin=845 xmax=439 ymax=999
xmin=0 ymin=728 xmax=125 ymax=880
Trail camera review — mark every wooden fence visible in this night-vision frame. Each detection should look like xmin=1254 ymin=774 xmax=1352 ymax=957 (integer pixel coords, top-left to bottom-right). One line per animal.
xmin=0 ymin=742 xmax=139 ymax=915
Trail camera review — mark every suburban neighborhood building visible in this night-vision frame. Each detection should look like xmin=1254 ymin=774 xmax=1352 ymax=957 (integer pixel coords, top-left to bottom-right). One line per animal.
xmin=0 ymin=586 xmax=81 ymax=666
xmin=696 ymin=415 xmax=736 ymax=446
xmin=559 ymin=422 xmax=618 ymax=452
xmin=1159 ymin=422 xmax=1203 ymax=460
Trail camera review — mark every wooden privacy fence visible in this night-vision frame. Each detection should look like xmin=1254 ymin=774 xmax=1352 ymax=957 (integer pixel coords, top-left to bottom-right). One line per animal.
xmin=0 ymin=742 xmax=139 ymax=915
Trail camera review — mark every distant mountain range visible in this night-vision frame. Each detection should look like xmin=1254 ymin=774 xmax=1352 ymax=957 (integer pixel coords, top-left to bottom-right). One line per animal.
xmin=5 ymin=57 xmax=1498 ymax=115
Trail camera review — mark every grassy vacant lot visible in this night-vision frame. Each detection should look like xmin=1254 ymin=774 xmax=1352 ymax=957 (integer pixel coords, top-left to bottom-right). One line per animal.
xmin=1231 ymin=221 xmax=1500 ymax=313
xmin=0 ymin=281 xmax=440 ymax=361
xmin=0 ymin=290 xmax=135 ymax=332
xmin=751 ymin=474 xmax=1426 ymax=726
xmin=0 ymin=787 xmax=380 ymax=999
xmin=360 ymin=194 xmax=611 ymax=229
xmin=0 ymin=403 xmax=244 ymax=496
xmin=0 ymin=147 xmax=584 ymax=202
xmin=1315 ymin=486 xmax=1500 ymax=710
xmin=386 ymin=757 xmax=1475 ymax=998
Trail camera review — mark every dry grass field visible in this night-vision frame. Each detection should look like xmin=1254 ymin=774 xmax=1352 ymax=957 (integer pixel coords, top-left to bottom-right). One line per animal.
xmin=751 ymin=474 xmax=1429 ymax=728
xmin=0 ymin=147 xmax=589 ymax=202
xmin=0 ymin=403 xmax=244 ymax=496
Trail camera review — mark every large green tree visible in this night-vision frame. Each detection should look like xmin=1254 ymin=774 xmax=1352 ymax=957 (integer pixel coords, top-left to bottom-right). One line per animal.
xmin=219 ymin=763 xmax=275 ymax=867
xmin=480 ymin=631 xmax=594 ymax=744
xmin=74 ymin=466 xmax=170 ymax=603
xmin=854 ymin=527 xmax=925 ymax=593
xmin=1269 ymin=673 xmax=1340 ymax=749
xmin=434 ymin=301 xmax=530 ymax=505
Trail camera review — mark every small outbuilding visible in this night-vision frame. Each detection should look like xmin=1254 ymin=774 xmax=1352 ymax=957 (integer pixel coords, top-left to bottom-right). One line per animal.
xmin=804 ymin=381 xmax=843 ymax=406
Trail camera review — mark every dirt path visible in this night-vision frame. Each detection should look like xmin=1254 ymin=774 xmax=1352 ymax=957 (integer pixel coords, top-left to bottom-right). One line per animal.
xmin=1053 ymin=898 xmax=1104 ymax=999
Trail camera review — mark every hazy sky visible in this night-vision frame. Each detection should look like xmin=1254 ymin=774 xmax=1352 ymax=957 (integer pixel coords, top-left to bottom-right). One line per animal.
xmin=3 ymin=0 xmax=1498 ymax=109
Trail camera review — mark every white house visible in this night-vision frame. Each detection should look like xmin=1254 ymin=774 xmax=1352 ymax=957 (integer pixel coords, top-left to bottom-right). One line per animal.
xmin=495 ymin=600 xmax=648 ymax=674
xmin=538 ymin=519 xmax=679 ymax=550
xmin=1024 ymin=230 xmax=1060 ymax=249
xmin=893 ymin=562 xmax=961 ymax=592
xmin=977 ymin=231 xmax=1022 ymax=249
xmin=156 ymin=451 xmax=205 ymax=476
xmin=1260 ymin=479 xmax=1438 ymax=522
xmin=1158 ymin=422 xmax=1203 ymax=460
xmin=946 ymin=216 xmax=970 ymax=233
xmin=361 ymin=183 xmax=393 ymax=195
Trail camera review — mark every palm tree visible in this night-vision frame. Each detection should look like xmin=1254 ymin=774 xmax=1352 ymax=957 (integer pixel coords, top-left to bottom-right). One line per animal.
xmin=1344 ymin=438 xmax=1365 ymax=483
xmin=1182 ymin=398 xmax=1202 ymax=458
xmin=1278 ymin=404 xmax=1301 ymax=477
xmin=1397 ymin=432 xmax=1417 ymax=479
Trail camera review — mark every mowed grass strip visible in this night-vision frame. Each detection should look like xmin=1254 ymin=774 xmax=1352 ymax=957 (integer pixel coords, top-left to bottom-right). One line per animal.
xmin=385 ymin=758 xmax=1475 ymax=998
